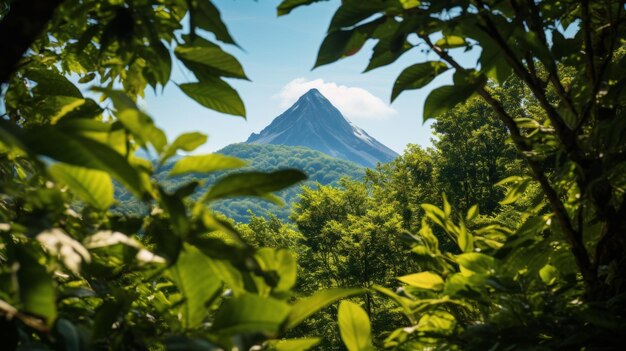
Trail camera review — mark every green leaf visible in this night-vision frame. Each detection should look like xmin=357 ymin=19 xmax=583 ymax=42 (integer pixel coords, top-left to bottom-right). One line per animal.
xmin=205 ymin=169 xmax=306 ymax=202
xmin=22 ymin=126 xmax=145 ymax=197
xmin=266 ymin=338 xmax=321 ymax=351
xmin=145 ymin=40 xmax=172 ymax=86
xmin=337 ymin=301 xmax=374 ymax=351
xmin=315 ymin=29 xmax=367 ymax=68
xmin=176 ymin=46 xmax=248 ymax=80
xmin=397 ymin=272 xmax=444 ymax=290
xmin=48 ymin=163 xmax=114 ymax=210
xmin=423 ymin=84 xmax=477 ymax=122
xmin=456 ymin=253 xmax=495 ymax=274
xmin=169 ymin=154 xmax=246 ymax=177
xmin=457 ymin=222 xmax=474 ymax=253
xmin=391 ymin=61 xmax=449 ymax=102
xmin=277 ymin=0 xmax=320 ymax=16
xmin=329 ymin=1 xmax=389 ymax=31
xmin=255 ymin=248 xmax=297 ymax=293
xmin=15 ymin=246 xmax=57 ymax=325
xmin=466 ymin=205 xmax=479 ymax=221
xmin=179 ymin=79 xmax=246 ymax=117
xmin=283 ymin=288 xmax=365 ymax=330
xmin=539 ymin=264 xmax=559 ymax=285
xmin=435 ymin=36 xmax=467 ymax=49
xmin=160 ymin=132 xmax=208 ymax=165
xmin=169 ymin=244 xmax=223 ymax=329
xmin=95 ymin=88 xmax=167 ymax=152
xmin=193 ymin=0 xmax=238 ymax=45
xmin=212 ymin=294 xmax=290 ymax=334
xmin=26 ymin=68 xmax=82 ymax=98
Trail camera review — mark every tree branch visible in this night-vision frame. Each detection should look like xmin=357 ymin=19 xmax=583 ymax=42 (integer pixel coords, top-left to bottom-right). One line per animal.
xmin=473 ymin=0 xmax=580 ymax=163
xmin=420 ymin=34 xmax=596 ymax=288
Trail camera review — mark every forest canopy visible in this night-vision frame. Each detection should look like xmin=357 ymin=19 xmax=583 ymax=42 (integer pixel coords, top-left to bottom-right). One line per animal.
xmin=1 ymin=0 xmax=626 ymax=350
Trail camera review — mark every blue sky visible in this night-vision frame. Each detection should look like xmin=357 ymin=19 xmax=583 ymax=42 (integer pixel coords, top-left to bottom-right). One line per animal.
xmin=143 ymin=0 xmax=475 ymax=154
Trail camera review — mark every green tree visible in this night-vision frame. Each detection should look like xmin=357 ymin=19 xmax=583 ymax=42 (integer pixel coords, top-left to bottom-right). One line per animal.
xmin=366 ymin=144 xmax=437 ymax=232
xmin=281 ymin=0 xmax=626 ymax=349
xmin=431 ymin=93 xmax=521 ymax=214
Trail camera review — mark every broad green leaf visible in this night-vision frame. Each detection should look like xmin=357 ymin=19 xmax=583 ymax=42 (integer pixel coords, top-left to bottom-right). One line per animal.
xmin=498 ymin=177 xmax=531 ymax=205
xmin=204 ymin=169 xmax=307 ymax=202
xmin=277 ymin=0 xmax=320 ymax=16
xmin=169 ymin=154 xmax=246 ymax=177
xmin=315 ymin=29 xmax=367 ymax=68
xmin=392 ymin=61 xmax=449 ymax=101
xmin=160 ymin=132 xmax=208 ymax=165
xmin=175 ymin=46 xmax=248 ymax=79
xmin=54 ymin=319 xmax=81 ymax=351
xmin=423 ymin=84 xmax=477 ymax=122
xmin=179 ymin=79 xmax=246 ymax=117
xmin=539 ymin=264 xmax=559 ymax=285
xmin=116 ymin=109 xmax=167 ymax=153
xmin=40 ymin=96 xmax=87 ymax=124
xmin=283 ymin=288 xmax=365 ymax=330
xmin=338 ymin=301 xmax=374 ymax=351
xmin=193 ymin=0 xmax=237 ymax=45
xmin=145 ymin=40 xmax=172 ymax=86
xmin=49 ymin=163 xmax=114 ymax=210
xmin=479 ymin=38 xmax=512 ymax=84
xmin=169 ymin=244 xmax=222 ymax=329
xmin=255 ymin=248 xmax=297 ymax=293
xmin=22 ymin=126 xmax=145 ymax=197
xmin=266 ymin=338 xmax=321 ymax=351
xmin=457 ymin=222 xmax=474 ymax=253
xmin=399 ymin=0 xmax=420 ymax=9
xmin=466 ymin=205 xmax=479 ymax=221
xmin=15 ymin=246 xmax=57 ymax=325
xmin=95 ymin=88 xmax=167 ymax=152
xmin=456 ymin=253 xmax=495 ymax=274
xmin=26 ymin=68 xmax=82 ymax=98
xmin=212 ymin=294 xmax=290 ymax=334
xmin=435 ymin=36 xmax=467 ymax=49
xmin=416 ymin=311 xmax=456 ymax=333
xmin=329 ymin=1 xmax=390 ymax=31
xmin=397 ymin=272 xmax=444 ymax=290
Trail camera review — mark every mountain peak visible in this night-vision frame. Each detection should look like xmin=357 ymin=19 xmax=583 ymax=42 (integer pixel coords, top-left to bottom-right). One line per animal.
xmin=246 ymin=90 xmax=398 ymax=167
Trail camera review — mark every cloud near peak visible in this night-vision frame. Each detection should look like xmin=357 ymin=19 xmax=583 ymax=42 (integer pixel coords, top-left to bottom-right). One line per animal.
xmin=276 ymin=78 xmax=396 ymax=120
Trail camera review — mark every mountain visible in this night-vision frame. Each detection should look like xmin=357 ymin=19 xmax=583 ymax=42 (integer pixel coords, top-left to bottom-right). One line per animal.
xmin=246 ymin=89 xmax=398 ymax=167
xmin=114 ymin=143 xmax=364 ymax=223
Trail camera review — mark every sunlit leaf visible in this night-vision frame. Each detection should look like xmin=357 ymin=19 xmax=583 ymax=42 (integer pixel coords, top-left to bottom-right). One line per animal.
xmin=397 ymin=272 xmax=444 ymax=290
xmin=392 ymin=61 xmax=449 ymax=102
xmin=49 ymin=163 xmax=114 ymax=210
xmin=169 ymin=154 xmax=246 ymax=177
xmin=212 ymin=294 xmax=290 ymax=334
xmin=169 ymin=244 xmax=222 ymax=329
xmin=204 ymin=169 xmax=306 ymax=202
xmin=283 ymin=288 xmax=365 ymax=330
xmin=179 ymin=79 xmax=246 ymax=117
xmin=338 ymin=301 xmax=374 ymax=351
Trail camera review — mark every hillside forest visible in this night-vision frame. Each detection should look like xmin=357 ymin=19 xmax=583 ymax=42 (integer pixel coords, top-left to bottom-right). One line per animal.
xmin=1 ymin=1 xmax=626 ymax=351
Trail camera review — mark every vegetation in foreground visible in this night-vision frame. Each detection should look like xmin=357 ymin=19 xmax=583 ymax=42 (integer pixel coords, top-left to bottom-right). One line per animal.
xmin=1 ymin=0 xmax=625 ymax=350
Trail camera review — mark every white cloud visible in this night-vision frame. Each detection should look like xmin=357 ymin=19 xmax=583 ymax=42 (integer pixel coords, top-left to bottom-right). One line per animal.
xmin=276 ymin=78 xmax=396 ymax=120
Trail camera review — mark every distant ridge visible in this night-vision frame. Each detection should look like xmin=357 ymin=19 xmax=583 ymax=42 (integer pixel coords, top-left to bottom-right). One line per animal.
xmin=246 ymin=89 xmax=398 ymax=167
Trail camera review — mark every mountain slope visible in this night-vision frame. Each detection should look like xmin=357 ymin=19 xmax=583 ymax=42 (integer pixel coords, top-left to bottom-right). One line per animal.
xmin=114 ymin=143 xmax=364 ymax=223
xmin=247 ymin=89 xmax=398 ymax=167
